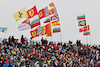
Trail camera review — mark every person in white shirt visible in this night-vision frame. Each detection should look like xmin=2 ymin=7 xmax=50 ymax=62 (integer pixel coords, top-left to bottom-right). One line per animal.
xmin=35 ymin=61 xmax=40 ymax=67
xmin=43 ymin=61 xmax=48 ymax=67
xmin=29 ymin=37 xmax=33 ymax=46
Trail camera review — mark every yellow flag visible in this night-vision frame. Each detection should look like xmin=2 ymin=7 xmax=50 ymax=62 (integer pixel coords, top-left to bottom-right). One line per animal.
xmin=49 ymin=2 xmax=55 ymax=7
xmin=13 ymin=7 xmax=28 ymax=21
xmin=52 ymin=20 xmax=60 ymax=26
xmin=32 ymin=31 xmax=36 ymax=37
xmin=42 ymin=27 xmax=46 ymax=35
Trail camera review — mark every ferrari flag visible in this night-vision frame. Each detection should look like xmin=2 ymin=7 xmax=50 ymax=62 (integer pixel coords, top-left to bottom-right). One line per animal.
xmin=78 ymin=20 xmax=86 ymax=26
xmin=13 ymin=7 xmax=28 ymax=21
xmin=79 ymin=25 xmax=90 ymax=32
xmin=41 ymin=23 xmax=51 ymax=35
xmin=39 ymin=6 xmax=49 ymax=19
xmin=27 ymin=6 xmax=38 ymax=18
xmin=30 ymin=28 xmax=39 ymax=38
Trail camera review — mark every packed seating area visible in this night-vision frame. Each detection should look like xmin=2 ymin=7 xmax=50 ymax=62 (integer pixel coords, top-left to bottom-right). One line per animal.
xmin=0 ymin=35 xmax=100 ymax=67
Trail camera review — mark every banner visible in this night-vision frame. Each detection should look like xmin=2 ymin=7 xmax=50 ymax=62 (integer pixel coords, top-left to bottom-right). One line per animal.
xmin=13 ymin=7 xmax=28 ymax=21
xmin=18 ymin=19 xmax=31 ymax=31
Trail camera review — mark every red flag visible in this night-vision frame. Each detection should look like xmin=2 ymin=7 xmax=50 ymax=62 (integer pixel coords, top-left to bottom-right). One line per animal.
xmin=39 ymin=7 xmax=49 ymax=19
xmin=30 ymin=28 xmax=39 ymax=38
xmin=49 ymin=9 xmax=54 ymax=15
xmin=79 ymin=27 xmax=86 ymax=32
xmin=46 ymin=23 xmax=51 ymax=34
xmin=50 ymin=14 xmax=56 ymax=21
xmin=79 ymin=25 xmax=90 ymax=32
xmin=39 ymin=8 xmax=45 ymax=19
xmin=41 ymin=26 xmax=46 ymax=35
xmin=27 ymin=6 xmax=38 ymax=18
xmin=22 ymin=18 xmax=30 ymax=25
xmin=41 ymin=23 xmax=51 ymax=35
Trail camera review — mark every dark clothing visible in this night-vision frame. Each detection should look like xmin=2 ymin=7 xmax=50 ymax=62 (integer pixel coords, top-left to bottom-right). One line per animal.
xmin=8 ymin=37 xmax=11 ymax=43
xmin=11 ymin=38 xmax=15 ymax=43
xmin=63 ymin=43 xmax=66 ymax=49
xmin=76 ymin=40 xmax=81 ymax=46
xmin=50 ymin=63 xmax=54 ymax=67
xmin=44 ymin=40 xmax=48 ymax=44
xmin=41 ymin=39 xmax=45 ymax=45
xmin=21 ymin=37 xmax=24 ymax=44
xmin=36 ymin=43 xmax=40 ymax=48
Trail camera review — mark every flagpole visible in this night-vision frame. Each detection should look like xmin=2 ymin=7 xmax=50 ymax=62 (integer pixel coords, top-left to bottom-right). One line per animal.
xmin=89 ymin=25 xmax=91 ymax=45
xmin=3 ymin=27 xmax=7 ymax=39
xmin=84 ymin=13 xmax=88 ymax=45
xmin=90 ymin=35 xmax=91 ymax=45
xmin=86 ymin=36 xmax=88 ymax=45
xmin=3 ymin=33 xmax=7 ymax=39
xmin=60 ymin=28 xmax=62 ymax=42
xmin=50 ymin=21 xmax=53 ymax=42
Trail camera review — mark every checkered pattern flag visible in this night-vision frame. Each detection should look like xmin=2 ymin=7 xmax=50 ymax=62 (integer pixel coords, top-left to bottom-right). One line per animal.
xmin=37 ymin=26 xmax=42 ymax=36
xmin=44 ymin=6 xmax=49 ymax=17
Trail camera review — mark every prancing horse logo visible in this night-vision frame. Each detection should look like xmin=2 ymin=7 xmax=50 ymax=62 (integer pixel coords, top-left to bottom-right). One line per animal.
xmin=19 ymin=12 xmax=23 ymax=18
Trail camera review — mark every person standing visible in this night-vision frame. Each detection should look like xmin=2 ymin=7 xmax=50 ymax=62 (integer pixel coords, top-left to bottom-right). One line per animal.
xmin=35 ymin=60 xmax=40 ymax=67
xmin=24 ymin=37 xmax=28 ymax=45
xmin=44 ymin=38 xmax=48 ymax=45
xmin=29 ymin=37 xmax=33 ymax=46
xmin=21 ymin=35 xmax=24 ymax=44
xmin=8 ymin=36 xmax=11 ymax=43
xmin=11 ymin=36 xmax=15 ymax=43
xmin=41 ymin=37 xmax=45 ymax=45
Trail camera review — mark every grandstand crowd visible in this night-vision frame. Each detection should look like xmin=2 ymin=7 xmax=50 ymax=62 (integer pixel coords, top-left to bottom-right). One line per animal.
xmin=0 ymin=35 xmax=100 ymax=67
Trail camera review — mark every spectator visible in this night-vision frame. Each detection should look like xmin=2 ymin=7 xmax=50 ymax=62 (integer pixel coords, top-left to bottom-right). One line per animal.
xmin=29 ymin=37 xmax=33 ymax=46
xmin=21 ymin=35 xmax=24 ymax=44
xmin=11 ymin=36 xmax=15 ymax=43
xmin=0 ymin=36 xmax=100 ymax=67
xmin=41 ymin=37 xmax=45 ymax=45
xmin=8 ymin=36 xmax=11 ymax=43
xmin=24 ymin=37 xmax=27 ymax=45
